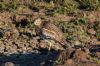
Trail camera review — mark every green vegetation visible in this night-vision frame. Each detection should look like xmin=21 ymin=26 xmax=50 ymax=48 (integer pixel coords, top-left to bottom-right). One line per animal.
xmin=70 ymin=18 xmax=88 ymax=25
xmin=57 ymin=18 xmax=99 ymax=46
xmin=53 ymin=60 xmax=61 ymax=66
xmin=89 ymin=56 xmax=100 ymax=64
xmin=0 ymin=0 xmax=19 ymax=10
xmin=0 ymin=0 xmax=100 ymax=12
xmin=10 ymin=0 xmax=19 ymax=10
xmin=53 ymin=0 xmax=78 ymax=15
xmin=93 ymin=21 xmax=100 ymax=40
xmin=0 ymin=2 xmax=7 ymax=10
xmin=78 ymin=0 xmax=100 ymax=10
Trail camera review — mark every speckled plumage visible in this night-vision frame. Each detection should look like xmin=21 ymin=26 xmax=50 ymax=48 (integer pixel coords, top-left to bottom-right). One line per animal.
xmin=34 ymin=18 xmax=70 ymax=48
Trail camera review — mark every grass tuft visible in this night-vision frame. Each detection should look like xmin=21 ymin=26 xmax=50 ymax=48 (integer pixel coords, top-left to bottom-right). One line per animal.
xmin=78 ymin=0 xmax=100 ymax=10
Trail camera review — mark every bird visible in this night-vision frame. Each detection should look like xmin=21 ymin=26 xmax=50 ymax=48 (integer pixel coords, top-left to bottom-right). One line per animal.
xmin=34 ymin=18 xmax=70 ymax=50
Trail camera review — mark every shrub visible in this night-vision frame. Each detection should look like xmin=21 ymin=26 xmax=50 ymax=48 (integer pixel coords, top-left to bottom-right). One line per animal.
xmin=0 ymin=0 xmax=19 ymax=10
xmin=53 ymin=0 xmax=78 ymax=15
xmin=78 ymin=0 xmax=100 ymax=10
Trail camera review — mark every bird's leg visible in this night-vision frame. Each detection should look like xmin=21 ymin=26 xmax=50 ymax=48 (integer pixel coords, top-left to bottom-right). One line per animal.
xmin=47 ymin=40 xmax=53 ymax=54
xmin=44 ymin=40 xmax=54 ymax=54
xmin=48 ymin=40 xmax=55 ymax=54
xmin=48 ymin=40 xmax=52 ymax=52
xmin=44 ymin=40 xmax=51 ymax=53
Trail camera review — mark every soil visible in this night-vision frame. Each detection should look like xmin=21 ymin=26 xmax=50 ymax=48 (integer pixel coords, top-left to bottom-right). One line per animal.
xmin=0 ymin=1 xmax=100 ymax=66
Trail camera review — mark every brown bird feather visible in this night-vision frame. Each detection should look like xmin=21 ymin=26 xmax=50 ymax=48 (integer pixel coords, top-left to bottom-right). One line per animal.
xmin=34 ymin=18 xmax=70 ymax=48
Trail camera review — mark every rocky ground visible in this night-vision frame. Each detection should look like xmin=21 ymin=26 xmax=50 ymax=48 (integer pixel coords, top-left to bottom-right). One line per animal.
xmin=0 ymin=0 xmax=100 ymax=66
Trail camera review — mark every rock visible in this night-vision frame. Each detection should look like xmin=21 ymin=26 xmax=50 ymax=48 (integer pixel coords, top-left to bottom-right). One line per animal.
xmin=88 ymin=29 xmax=96 ymax=35
xmin=1 ymin=62 xmax=14 ymax=66
xmin=66 ymin=59 xmax=74 ymax=65
xmin=83 ymin=47 xmax=90 ymax=54
xmin=73 ymin=49 xmax=89 ymax=62
xmin=57 ymin=48 xmax=75 ymax=64
xmin=74 ymin=40 xmax=81 ymax=45
xmin=28 ymin=37 xmax=38 ymax=48
xmin=39 ymin=40 xmax=47 ymax=49
xmin=94 ymin=52 xmax=100 ymax=57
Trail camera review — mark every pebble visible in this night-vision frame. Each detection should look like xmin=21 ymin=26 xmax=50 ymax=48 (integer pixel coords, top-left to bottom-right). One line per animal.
xmin=1 ymin=62 xmax=14 ymax=66
xmin=88 ymin=29 xmax=96 ymax=35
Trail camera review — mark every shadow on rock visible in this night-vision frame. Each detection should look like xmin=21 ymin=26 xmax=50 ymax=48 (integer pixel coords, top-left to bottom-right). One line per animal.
xmin=0 ymin=49 xmax=61 ymax=66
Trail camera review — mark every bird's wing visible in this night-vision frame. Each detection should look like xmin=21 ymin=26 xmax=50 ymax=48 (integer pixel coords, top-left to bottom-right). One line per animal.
xmin=42 ymin=28 xmax=57 ymax=39
xmin=42 ymin=22 xmax=70 ymax=47
xmin=42 ymin=22 xmax=65 ymax=41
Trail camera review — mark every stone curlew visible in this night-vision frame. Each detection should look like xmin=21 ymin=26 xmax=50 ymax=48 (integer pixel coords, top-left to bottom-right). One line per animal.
xmin=34 ymin=18 xmax=70 ymax=50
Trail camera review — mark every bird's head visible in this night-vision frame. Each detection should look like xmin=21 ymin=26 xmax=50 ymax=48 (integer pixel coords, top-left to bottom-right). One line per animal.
xmin=34 ymin=18 xmax=42 ymax=26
